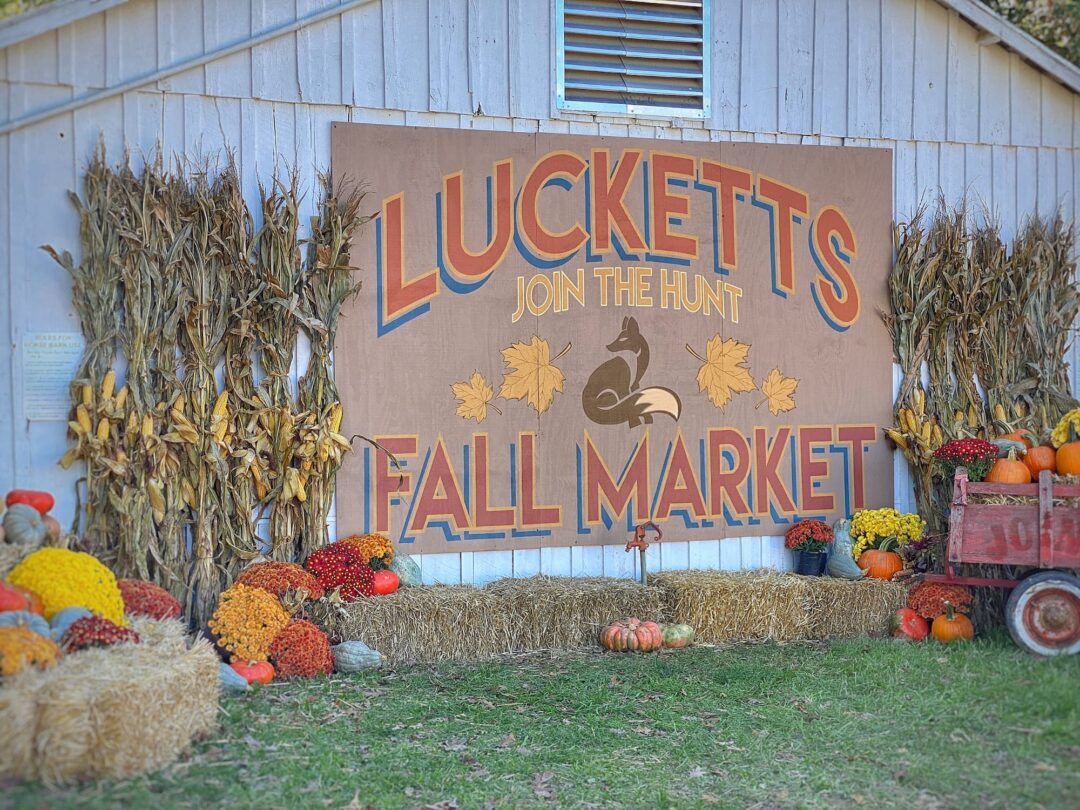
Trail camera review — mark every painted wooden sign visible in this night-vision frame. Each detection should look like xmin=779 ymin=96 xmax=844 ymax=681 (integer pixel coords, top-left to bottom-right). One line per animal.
xmin=332 ymin=123 xmax=893 ymax=554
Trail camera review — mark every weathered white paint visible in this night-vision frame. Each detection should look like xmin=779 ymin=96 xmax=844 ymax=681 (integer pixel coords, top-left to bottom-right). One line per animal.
xmin=2 ymin=0 xmax=1078 ymax=584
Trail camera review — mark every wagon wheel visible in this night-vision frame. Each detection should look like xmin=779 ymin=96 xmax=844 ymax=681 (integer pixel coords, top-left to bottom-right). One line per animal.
xmin=1005 ymin=571 xmax=1080 ymax=657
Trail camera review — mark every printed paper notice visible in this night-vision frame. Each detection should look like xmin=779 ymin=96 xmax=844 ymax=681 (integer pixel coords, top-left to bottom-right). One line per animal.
xmin=22 ymin=332 xmax=85 ymax=421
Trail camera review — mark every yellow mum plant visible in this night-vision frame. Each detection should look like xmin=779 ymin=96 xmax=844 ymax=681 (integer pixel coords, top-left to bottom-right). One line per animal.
xmin=1050 ymin=409 xmax=1080 ymax=448
xmin=207 ymin=583 xmax=290 ymax=663
xmin=7 ymin=548 xmax=126 ymax=624
xmin=849 ymin=508 xmax=925 ymax=560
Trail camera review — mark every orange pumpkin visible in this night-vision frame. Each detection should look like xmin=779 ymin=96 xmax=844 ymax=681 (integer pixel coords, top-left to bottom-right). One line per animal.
xmin=1023 ymin=446 xmax=1057 ymax=478
xmin=599 ymin=617 xmax=663 ymax=652
xmin=231 ymin=660 xmax=275 ymax=685
xmin=857 ymin=549 xmax=904 ymax=581
xmin=986 ymin=456 xmax=1031 ymax=484
xmin=1057 ymin=442 xmax=1080 ymax=476
xmin=931 ymin=601 xmax=974 ymax=643
xmin=0 ymin=583 xmax=28 ymax=613
xmin=1000 ymin=430 xmax=1035 ymax=450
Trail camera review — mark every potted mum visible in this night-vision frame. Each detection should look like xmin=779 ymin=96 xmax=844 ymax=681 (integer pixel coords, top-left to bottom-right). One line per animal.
xmin=784 ymin=520 xmax=833 ymax=576
xmin=849 ymin=507 xmax=925 ymax=580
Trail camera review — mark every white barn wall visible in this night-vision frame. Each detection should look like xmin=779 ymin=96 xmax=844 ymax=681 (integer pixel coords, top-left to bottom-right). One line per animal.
xmin=1 ymin=0 xmax=1078 ymax=585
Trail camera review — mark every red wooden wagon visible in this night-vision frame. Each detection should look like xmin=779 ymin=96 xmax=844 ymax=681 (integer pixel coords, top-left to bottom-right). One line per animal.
xmin=923 ymin=467 xmax=1080 ymax=656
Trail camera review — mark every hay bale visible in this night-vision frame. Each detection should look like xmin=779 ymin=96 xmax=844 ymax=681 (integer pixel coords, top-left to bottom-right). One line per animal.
xmin=652 ymin=570 xmax=816 ymax=642
xmin=653 ymin=570 xmax=909 ymax=642
xmin=0 ymin=617 xmax=219 ymax=784
xmin=803 ymin=577 xmax=909 ymax=639
xmin=329 ymin=576 xmax=666 ymax=663
xmin=486 ymin=575 xmax=666 ymax=650
xmin=333 ymin=585 xmax=510 ymax=663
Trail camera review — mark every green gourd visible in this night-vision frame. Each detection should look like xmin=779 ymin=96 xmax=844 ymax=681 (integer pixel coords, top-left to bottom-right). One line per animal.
xmin=827 ymin=519 xmax=866 ymax=580
xmin=219 ymin=662 xmax=251 ymax=691
xmin=0 ymin=610 xmax=50 ymax=638
xmin=3 ymin=503 xmax=49 ymax=546
xmin=331 ymin=640 xmax=383 ymax=673
xmin=388 ymin=553 xmax=421 ymax=587
xmin=991 ymin=439 xmax=1027 ymax=459
xmin=660 ymin=623 xmax=695 ymax=649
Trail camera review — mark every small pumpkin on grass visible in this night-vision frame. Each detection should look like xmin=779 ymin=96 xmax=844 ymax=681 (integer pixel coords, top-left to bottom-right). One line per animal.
xmin=599 ymin=617 xmax=663 ymax=652
xmin=660 ymin=623 xmax=695 ymax=649
xmin=932 ymin=601 xmax=974 ymax=643
xmin=331 ymin=640 xmax=383 ymax=672
xmin=230 ymin=659 xmax=275 ymax=685
xmin=890 ymin=607 xmax=929 ymax=642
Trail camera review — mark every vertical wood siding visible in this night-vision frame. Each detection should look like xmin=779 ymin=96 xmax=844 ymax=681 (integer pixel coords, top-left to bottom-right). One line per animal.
xmin=1 ymin=0 xmax=1077 ymax=585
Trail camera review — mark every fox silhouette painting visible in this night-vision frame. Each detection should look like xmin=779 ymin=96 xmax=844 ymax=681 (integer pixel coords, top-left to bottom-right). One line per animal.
xmin=582 ymin=317 xmax=682 ymax=428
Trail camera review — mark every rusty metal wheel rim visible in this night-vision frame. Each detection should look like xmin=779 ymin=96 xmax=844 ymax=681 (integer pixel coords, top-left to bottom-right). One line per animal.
xmin=1021 ymin=585 xmax=1080 ymax=649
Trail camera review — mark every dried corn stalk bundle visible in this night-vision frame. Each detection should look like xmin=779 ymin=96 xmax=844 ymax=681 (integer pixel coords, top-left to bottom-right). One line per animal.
xmin=54 ymin=150 xmax=371 ymax=626
xmin=176 ymin=168 xmax=238 ymax=625
xmin=251 ymin=174 xmax=307 ymax=561
xmin=46 ymin=145 xmax=123 ymax=547
xmin=296 ymin=175 xmax=369 ymax=557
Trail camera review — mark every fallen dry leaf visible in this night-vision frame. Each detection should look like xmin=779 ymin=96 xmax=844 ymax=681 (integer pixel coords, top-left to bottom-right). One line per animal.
xmin=1033 ymin=762 xmax=1056 ymax=772
xmin=758 ymin=368 xmax=799 ymax=415
xmin=533 ymin=771 xmax=555 ymax=799
xmin=451 ymin=371 xmax=499 ymax=423
xmin=687 ymin=335 xmax=755 ymax=411
xmin=499 ymin=336 xmax=570 ymax=415
xmin=688 ymin=766 xmax=706 ymax=778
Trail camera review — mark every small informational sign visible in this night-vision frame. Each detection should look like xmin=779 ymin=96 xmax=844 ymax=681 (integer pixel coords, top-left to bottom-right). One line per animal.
xmin=22 ymin=332 xmax=85 ymax=421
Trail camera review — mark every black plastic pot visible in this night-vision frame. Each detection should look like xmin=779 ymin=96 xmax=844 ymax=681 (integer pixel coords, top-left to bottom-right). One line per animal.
xmin=793 ymin=550 xmax=827 ymax=576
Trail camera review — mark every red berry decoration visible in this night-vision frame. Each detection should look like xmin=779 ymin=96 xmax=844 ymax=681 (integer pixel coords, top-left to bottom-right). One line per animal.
xmin=118 ymin=579 xmax=182 ymax=620
xmin=61 ymin=615 xmax=141 ymax=653
xmin=372 ymin=569 xmax=400 ymax=596
xmin=304 ymin=542 xmax=376 ymax=601
xmin=269 ymin=620 xmax=333 ymax=679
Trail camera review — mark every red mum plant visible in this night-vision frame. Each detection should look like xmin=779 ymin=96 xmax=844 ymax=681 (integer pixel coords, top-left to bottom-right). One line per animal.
xmin=305 ymin=542 xmax=376 ymax=601
xmin=931 ymin=438 xmax=998 ymax=482
xmin=61 ymin=615 xmax=141 ymax=653
xmin=235 ymin=562 xmax=325 ymax=601
xmin=906 ymin=581 xmax=973 ymax=619
xmin=117 ymin=579 xmax=182 ymax=620
xmin=784 ymin=520 xmax=834 ymax=553
xmin=269 ymin=619 xmax=333 ymax=679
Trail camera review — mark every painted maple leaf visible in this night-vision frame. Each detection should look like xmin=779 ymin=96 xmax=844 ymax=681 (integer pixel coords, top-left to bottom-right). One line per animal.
xmin=686 ymin=335 xmax=755 ymax=410
xmin=451 ymin=371 xmax=499 ymax=423
xmin=498 ymin=336 xmax=571 ymax=415
xmin=759 ymin=368 xmax=799 ymax=415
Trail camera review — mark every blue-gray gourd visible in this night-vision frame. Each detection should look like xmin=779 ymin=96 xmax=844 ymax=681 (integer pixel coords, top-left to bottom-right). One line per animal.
xmin=827 ymin=519 xmax=865 ymax=579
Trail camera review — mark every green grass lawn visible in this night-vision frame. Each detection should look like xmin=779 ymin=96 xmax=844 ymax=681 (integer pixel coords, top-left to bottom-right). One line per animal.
xmin=5 ymin=634 xmax=1078 ymax=809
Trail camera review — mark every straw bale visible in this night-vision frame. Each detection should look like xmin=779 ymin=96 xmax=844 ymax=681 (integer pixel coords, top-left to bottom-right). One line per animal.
xmin=653 ymin=570 xmax=909 ymax=643
xmin=333 ymin=585 xmax=510 ymax=663
xmin=486 ymin=575 xmax=666 ymax=650
xmin=803 ymin=577 xmax=909 ymax=639
xmin=330 ymin=576 xmax=666 ymax=663
xmin=0 ymin=617 xmax=219 ymax=784
xmin=652 ymin=570 xmax=815 ymax=642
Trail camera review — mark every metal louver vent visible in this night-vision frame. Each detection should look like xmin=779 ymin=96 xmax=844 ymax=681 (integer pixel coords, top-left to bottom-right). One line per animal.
xmin=557 ymin=0 xmax=709 ymax=117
